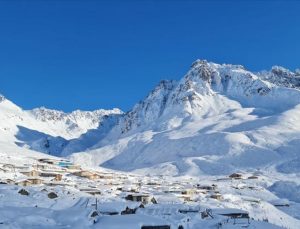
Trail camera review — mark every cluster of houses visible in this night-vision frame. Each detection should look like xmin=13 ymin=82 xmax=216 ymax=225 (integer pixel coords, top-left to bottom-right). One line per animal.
xmin=0 ymin=158 xmax=262 ymax=207
xmin=1 ymin=156 xmax=275 ymax=228
xmin=0 ymin=158 xmax=117 ymax=195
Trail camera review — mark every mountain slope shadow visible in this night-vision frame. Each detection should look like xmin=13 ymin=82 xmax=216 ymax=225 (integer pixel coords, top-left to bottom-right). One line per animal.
xmin=61 ymin=113 xmax=121 ymax=156
xmin=15 ymin=125 xmax=67 ymax=156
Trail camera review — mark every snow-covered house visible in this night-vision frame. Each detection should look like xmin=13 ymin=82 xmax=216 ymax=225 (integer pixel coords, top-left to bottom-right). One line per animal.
xmin=229 ymin=173 xmax=243 ymax=179
xmin=15 ymin=179 xmax=33 ymax=186
xmin=125 ymin=194 xmax=152 ymax=204
xmin=73 ymin=170 xmax=100 ymax=180
xmin=79 ymin=188 xmax=101 ymax=195
xmin=181 ymin=188 xmax=198 ymax=195
xmin=19 ymin=169 xmax=40 ymax=177
xmin=27 ymin=177 xmax=43 ymax=185
xmin=37 ymin=158 xmax=59 ymax=165
xmin=40 ymin=172 xmax=63 ymax=181
xmin=210 ymin=193 xmax=223 ymax=200
xmin=141 ymin=226 xmax=170 ymax=229
xmin=247 ymin=175 xmax=259 ymax=179
xmin=213 ymin=208 xmax=250 ymax=224
xmin=196 ymin=184 xmax=217 ymax=191
xmin=57 ymin=161 xmax=81 ymax=170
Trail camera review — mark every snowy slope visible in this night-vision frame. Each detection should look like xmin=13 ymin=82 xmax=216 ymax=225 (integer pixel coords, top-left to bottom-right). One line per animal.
xmin=0 ymin=95 xmax=122 ymax=156
xmin=68 ymin=60 xmax=300 ymax=176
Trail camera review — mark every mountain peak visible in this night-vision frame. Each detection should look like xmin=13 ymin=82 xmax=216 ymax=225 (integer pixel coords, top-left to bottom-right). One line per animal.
xmin=31 ymin=106 xmax=123 ymax=124
xmin=190 ymin=59 xmax=208 ymax=67
xmin=31 ymin=107 xmax=66 ymax=121
xmin=119 ymin=59 xmax=300 ymax=135
xmin=188 ymin=59 xmax=214 ymax=83
xmin=271 ymin=65 xmax=295 ymax=78
xmin=258 ymin=65 xmax=300 ymax=89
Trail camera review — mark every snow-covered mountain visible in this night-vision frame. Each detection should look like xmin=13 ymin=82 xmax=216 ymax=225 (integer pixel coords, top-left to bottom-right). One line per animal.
xmin=258 ymin=66 xmax=300 ymax=89
xmin=69 ymin=60 xmax=300 ymax=176
xmin=1 ymin=60 xmax=300 ymax=176
xmin=0 ymin=95 xmax=122 ymax=155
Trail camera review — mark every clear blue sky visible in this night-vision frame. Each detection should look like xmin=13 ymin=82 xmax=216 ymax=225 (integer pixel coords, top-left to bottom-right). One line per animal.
xmin=0 ymin=0 xmax=299 ymax=112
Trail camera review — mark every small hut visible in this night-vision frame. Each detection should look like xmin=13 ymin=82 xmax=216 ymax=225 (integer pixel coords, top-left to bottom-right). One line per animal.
xmin=229 ymin=173 xmax=242 ymax=179
xmin=121 ymin=206 xmax=137 ymax=215
xmin=196 ymin=184 xmax=216 ymax=191
xmin=247 ymin=175 xmax=259 ymax=179
xmin=141 ymin=226 xmax=170 ymax=229
xmin=79 ymin=188 xmax=101 ymax=195
xmin=210 ymin=193 xmax=223 ymax=200
xmin=38 ymin=158 xmax=59 ymax=165
xmin=214 ymin=208 xmax=250 ymax=224
xmin=125 ymin=194 xmax=151 ymax=204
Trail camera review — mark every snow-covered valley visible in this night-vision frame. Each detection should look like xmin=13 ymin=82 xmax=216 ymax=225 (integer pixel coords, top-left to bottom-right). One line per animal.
xmin=0 ymin=60 xmax=300 ymax=228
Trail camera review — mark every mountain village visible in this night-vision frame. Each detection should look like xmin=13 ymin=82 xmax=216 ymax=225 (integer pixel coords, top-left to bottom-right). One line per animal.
xmin=0 ymin=151 xmax=294 ymax=228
